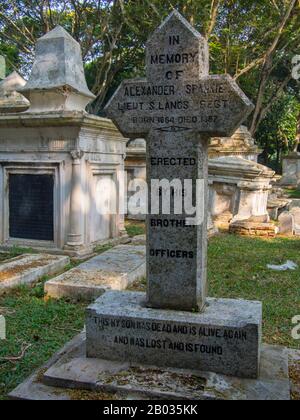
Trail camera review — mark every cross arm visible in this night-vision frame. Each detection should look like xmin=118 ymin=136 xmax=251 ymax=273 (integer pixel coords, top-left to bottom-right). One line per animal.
xmin=104 ymin=78 xmax=152 ymax=138
xmin=191 ymin=75 xmax=254 ymax=137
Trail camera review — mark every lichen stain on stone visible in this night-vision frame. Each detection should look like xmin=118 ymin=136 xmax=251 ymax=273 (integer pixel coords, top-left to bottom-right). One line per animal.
xmin=58 ymin=269 xmax=121 ymax=286
xmin=100 ymin=366 xmax=206 ymax=396
xmin=0 ymin=256 xmax=58 ymax=282
xmin=290 ymin=361 xmax=300 ymax=400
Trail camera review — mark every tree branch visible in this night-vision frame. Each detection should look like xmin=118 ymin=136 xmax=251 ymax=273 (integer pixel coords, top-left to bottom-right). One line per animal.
xmin=250 ymin=0 xmax=297 ymax=134
xmin=205 ymin=0 xmax=221 ymax=39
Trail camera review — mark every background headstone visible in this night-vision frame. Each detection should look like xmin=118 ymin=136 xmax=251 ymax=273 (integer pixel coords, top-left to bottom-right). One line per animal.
xmin=278 ymin=211 xmax=295 ymax=235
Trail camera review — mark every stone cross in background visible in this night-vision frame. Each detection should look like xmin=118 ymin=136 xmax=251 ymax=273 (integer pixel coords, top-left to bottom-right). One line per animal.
xmin=106 ymin=10 xmax=253 ymax=312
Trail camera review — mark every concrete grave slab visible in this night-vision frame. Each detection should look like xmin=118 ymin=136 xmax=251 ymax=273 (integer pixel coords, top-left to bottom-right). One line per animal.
xmin=45 ymin=246 xmax=146 ymax=301
xmin=278 ymin=211 xmax=295 ymax=235
xmin=9 ymin=332 xmax=290 ymax=401
xmin=0 ymin=253 xmax=69 ymax=294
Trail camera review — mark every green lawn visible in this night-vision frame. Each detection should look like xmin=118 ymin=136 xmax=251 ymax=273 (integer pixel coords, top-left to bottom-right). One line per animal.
xmin=0 ymin=232 xmax=299 ymax=399
xmin=284 ymin=188 xmax=300 ymax=199
xmin=208 ymin=234 xmax=300 ymax=349
xmin=0 ymin=246 xmax=35 ymax=263
xmin=125 ymin=219 xmax=146 ymax=237
xmin=129 ymin=233 xmax=300 ymax=349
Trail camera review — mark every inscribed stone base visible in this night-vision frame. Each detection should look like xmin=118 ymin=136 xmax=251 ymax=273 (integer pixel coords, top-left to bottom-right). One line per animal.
xmin=86 ymin=292 xmax=262 ymax=379
xmin=9 ymin=332 xmax=291 ymax=401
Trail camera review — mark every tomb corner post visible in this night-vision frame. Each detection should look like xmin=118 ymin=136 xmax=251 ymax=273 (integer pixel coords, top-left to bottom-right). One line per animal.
xmin=67 ymin=150 xmax=85 ymax=247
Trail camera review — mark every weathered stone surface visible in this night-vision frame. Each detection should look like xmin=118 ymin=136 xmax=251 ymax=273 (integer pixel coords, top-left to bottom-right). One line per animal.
xmin=9 ymin=332 xmax=86 ymax=401
xmin=130 ymin=235 xmax=146 ymax=245
xmin=290 ymin=207 xmax=300 ymax=235
xmin=0 ymin=71 xmax=29 ymax=113
xmin=19 ymin=26 xmax=95 ymax=112
xmin=281 ymin=153 xmax=300 ymax=188
xmin=278 ymin=211 xmax=295 ymax=235
xmin=229 ymin=220 xmax=278 ymax=237
xmin=268 ymin=198 xmax=290 ymax=221
xmin=105 ymin=10 xmax=253 ymax=313
xmin=12 ymin=333 xmax=288 ymax=401
xmin=0 ymin=111 xmax=127 ymax=257
xmin=0 ymin=314 xmax=5 ymax=339
xmin=289 ymin=348 xmax=300 ymax=400
xmin=209 ymin=125 xmax=262 ymax=161
xmin=86 ymin=291 xmax=262 ymax=379
xmin=0 ymin=254 xmax=69 ymax=294
xmin=209 ymin=156 xmax=274 ymax=230
xmin=289 ymin=199 xmax=300 ymax=210
xmin=45 ymin=246 xmax=146 ymax=301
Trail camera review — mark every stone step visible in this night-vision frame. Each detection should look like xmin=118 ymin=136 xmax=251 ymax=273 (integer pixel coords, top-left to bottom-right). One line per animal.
xmin=9 ymin=332 xmax=291 ymax=401
xmin=44 ymin=245 xmax=146 ymax=302
xmin=0 ymin=254 xmax=70 ymax=294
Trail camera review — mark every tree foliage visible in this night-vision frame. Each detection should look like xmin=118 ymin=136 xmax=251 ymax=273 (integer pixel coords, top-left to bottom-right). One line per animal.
xmin=0 ymin=0 xmax=299 ymax=169
xmin=257 ymin=94 xmax=300 ymax=171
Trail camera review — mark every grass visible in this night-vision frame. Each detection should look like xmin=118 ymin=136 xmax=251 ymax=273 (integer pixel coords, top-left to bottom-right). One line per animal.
xmin=208 ymin=234 xmax=300 ymax=349
xmin=284 ymin=188 xmax=300 ymax=199
xmin=0 ymin=284 xmax=85 ymax=400
xmin=129 ymin=232 xmax=300 ymax=350
xmin=0 ymin=230 xmax=299 ymax=399
xmin=0 ymin=246 xmax=35 ymax=263
xmin=125 ymin=219 xmax=146 ymax=237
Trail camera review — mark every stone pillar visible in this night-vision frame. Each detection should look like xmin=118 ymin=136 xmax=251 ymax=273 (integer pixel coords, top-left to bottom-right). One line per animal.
xmin=233 ymin=182 xmax=270 ymax=222
xmin=67 ymin=150 xmax=84 ymax=247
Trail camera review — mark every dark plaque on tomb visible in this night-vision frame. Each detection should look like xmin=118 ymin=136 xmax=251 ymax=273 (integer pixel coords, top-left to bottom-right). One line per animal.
xmin=9 ymin=174 xmax=54 ymax=241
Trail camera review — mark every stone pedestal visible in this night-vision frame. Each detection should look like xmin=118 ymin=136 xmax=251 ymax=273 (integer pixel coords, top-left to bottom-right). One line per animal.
xmin=209 ymin=125 xmax=262 ymax=162
xmin=0 ymin=71 xmax=29 ymax=113
xmin=125 ymin=138 xmax=147 ymax=220
xmin=209 ymin=157 xmax=275 ymax=234
xmin=86 ymin=291 xmax=262 ymax=379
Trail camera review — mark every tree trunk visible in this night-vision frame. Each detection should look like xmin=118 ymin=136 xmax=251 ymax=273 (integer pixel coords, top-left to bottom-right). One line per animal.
xmin=249 ymin=0 xmax=297 ymax=135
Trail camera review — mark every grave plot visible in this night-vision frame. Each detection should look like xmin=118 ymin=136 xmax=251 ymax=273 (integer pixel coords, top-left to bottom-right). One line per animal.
xmin=45 ymin=245 xmax=146 ymax=302
xmin=0 ymin=254 xmax=70 ymax=294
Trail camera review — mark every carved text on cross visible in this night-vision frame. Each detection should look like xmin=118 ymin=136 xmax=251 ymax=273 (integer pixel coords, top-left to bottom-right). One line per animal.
xmin=105 ymin=12 xmax=253 ymax=139
xmin=105 ymin=11 xmax=254 ymax=312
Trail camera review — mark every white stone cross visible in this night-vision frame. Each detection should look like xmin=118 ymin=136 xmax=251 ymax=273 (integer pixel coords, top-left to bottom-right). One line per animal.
xmin=106 ymin=11 xmax=253 ymax=312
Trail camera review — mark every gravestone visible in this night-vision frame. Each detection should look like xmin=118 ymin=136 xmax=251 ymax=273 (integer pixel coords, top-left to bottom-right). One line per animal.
xmin=86 ymin=11 xmax=261 ymax=379
xmin=279 ymin=211 xmax=295 ymax=235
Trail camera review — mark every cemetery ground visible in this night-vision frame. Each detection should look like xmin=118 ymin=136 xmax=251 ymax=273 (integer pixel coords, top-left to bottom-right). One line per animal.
xmin=0 ymin=225 xmax=299 ymax=400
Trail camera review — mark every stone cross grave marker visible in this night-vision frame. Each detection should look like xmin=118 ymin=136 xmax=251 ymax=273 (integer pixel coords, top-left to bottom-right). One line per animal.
xmin=106 ymin=10 xmax=253 ymax=312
